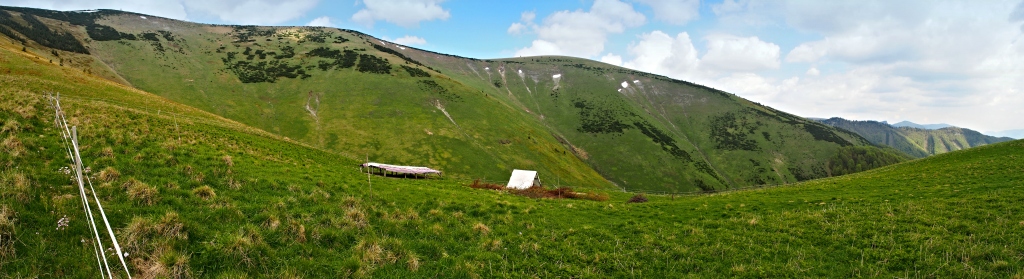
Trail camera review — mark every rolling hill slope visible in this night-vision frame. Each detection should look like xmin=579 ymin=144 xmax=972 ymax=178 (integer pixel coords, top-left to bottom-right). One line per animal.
xmin=2 ymin=40 xmax=1023 ymax=277
xmin=0 ymin=6 xmax=903 ymax=193
xmin=819 ymin=117 xmax=1013 ymax=158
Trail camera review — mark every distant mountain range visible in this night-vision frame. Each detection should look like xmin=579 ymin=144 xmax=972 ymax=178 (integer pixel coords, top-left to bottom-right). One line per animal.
xmin=818 ymin=118 xmax=1014 ymax=158
xmin=891 ymin=121 xmax=953 ymax=130
xmin=987 ymin=129 xmax=1024 ymax=139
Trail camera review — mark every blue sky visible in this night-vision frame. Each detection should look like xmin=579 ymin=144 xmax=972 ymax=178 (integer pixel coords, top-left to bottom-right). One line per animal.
xmin=4 ymin=0 xmax=1024 ymax=135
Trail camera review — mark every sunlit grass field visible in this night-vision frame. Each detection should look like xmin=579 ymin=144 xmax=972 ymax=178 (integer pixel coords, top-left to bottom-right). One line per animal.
xmin=2 ymin=41 xmax=1023 ymax=278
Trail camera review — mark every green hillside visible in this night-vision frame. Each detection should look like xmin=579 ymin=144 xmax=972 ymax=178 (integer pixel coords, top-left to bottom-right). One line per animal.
xmin=3 ymin=42 xmax=1024 ymax=277
xmin=0 ymin=6 xmax=907 ymax=193
xmin=819 ymin=117 xmax=1013 ymax=158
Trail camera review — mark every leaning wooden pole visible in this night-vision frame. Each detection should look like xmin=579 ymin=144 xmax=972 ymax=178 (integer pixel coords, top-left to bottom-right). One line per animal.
xmin=365 ymin=154 xmax=372 ymax=200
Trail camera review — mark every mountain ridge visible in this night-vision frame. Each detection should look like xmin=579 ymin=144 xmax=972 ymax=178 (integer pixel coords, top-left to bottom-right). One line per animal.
xmin=1 ymin=5 xmax=904 ymax=192
xmin=892 ymin=120 xmax=953 ymax=130
xmin=818 ymin=117 xmax=1013 ymax=158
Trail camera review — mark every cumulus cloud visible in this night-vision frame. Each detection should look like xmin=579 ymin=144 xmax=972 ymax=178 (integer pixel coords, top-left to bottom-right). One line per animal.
xmin=609 ymin=30 xmax=779 ymax=85
xmin=1 ymin=0 xmax=319 ymax=25
xmin=701 ymin=0 xmax=1024 ymax=131
xmin=634 ymin=0 xmax=700 ymax=25
xmin=183 ymin=0 xmax=319 ymax=25
xmin=507 ymin=11 xmax=536 ymax=35
xmin=306 ymin=16 xmax=335 ymax=27
xmin=701 ymin=34 xmax=780 ymax=72
xmin=393 ymin=35 xmax=427 ymax=45
xmin=600 ymin=53 xmax=623 ymax=66
xmin=511 ymin=0 xmax=646 ymax=58
xmin=351 ymin=0 xmax=450 ymax=28
xmin=507 ymin=22 xmax=528 ymax=35
xmin=621 ymin=31 xmax=702 ymax=80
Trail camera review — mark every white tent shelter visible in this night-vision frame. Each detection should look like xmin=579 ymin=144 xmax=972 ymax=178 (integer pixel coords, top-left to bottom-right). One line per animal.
xmin=506 ymin=169 xmax=541 ymax=189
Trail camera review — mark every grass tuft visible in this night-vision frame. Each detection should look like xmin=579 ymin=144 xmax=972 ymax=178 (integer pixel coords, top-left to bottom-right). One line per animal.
xmin=263 ymin=215 xmax=281 ymax=231
xmin=98 ymin=166 xmax=120 ymax=182
xmin=192 ymin=185 xmax=216 ymax=201
xmin=100 ymin=146 xmax=114 ymax=158
xmin=0 ymin=119 xmax=19 ymax=134
xmin=1 ymin=170 xmax=30 ymax=203
xmin=2 ymin=136 xmax=25 ymax=157
xmin=157 ymin=212 xmax=187 ymax=239
xmin=127 ymin=181 xmax=159 ymax=205
xmin=472 ymin=223 xmax=490 ymax=235
xmin=345 ymin=208 xmax=367 ymax=229
xmin=406 ymin=253 xmax=420 ymax=271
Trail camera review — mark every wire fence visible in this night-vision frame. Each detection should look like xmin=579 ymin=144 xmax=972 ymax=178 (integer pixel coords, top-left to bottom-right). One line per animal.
xmin=47 ymin=92 xmax=133 ymax=278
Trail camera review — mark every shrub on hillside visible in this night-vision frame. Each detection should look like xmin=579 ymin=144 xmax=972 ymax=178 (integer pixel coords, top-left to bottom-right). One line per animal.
xmin=356 ymin=54 xmax=390 ymax=74
xmin=468 ymin=181 xmax=608 ymax=201
xmin=627 ymin=194 xmax=648 ymax=203
xmin=469 ymin=179 xmax=503 ymax=190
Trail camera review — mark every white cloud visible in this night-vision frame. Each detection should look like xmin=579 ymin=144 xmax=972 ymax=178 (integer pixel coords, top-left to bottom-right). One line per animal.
xmin=600 ymin=53 xmax=623 ymax=66
xmin=393 ymin=35 xmax=426 ymax=45
xmin=306 ymin=16 xmax=335 ymax=27
xmin=520 ymin=11 xmax=536 ymax=22
xmin=635 ymin=0 xmax=700 ymax=25
xmin=806 ymin=67 xmax=820 ymax=76
xmin=621 ymin=31 xmax=702 ymax=80
xmin=1 ymin=0 xmax=319 ymax=25
xmin=351 ymin=0 xmax=450 ymax=28
xmin=183 ymin=0 xmax=319 ymax=25
xmin=507 ymin=11 xmax=537 ymax=35
xmin=785 ymin=43 xmax=825 ymax=63
xmin=511 ymin=0 xmax=646 ymax=58
xmin=515 ymin=40 xmax=564 ymax=57
xmin=701 ymin=0 xmax=1024 ymax=131
xmin=701 ymin=34 xmax=780 ymax=72
xmin=507 ymin=23 xmax=527 ymax=35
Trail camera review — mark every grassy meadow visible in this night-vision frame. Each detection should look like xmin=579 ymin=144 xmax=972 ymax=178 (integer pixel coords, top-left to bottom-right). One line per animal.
xmin=71 ymin=11 xmax=898 ymax=193
xmin=2 ymin=41 xmax=1024 ymax=278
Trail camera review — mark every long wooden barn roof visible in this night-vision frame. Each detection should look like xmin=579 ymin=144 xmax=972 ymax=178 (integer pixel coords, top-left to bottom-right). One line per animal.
xmin=361 ymin=162 xmax=441 ymax=175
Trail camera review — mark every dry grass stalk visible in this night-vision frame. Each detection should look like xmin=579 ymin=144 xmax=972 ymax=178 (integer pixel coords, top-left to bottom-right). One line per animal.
xmin=406 ymin=253 xmax=421 ymax=271
xmin=222 ymin=155 xmax=234 ymax=167
xmin=2 ymin=136 xmax=25 ymax=157
xmin=263 ymin=215 xmax=281 ymax=231
xmin=1 ymin=171 xmax=30 ymax=203
xmin=0 ymin=205 xmax=15 ymax=261
xmin=227 ymin=177 xmax=241 ymax=190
